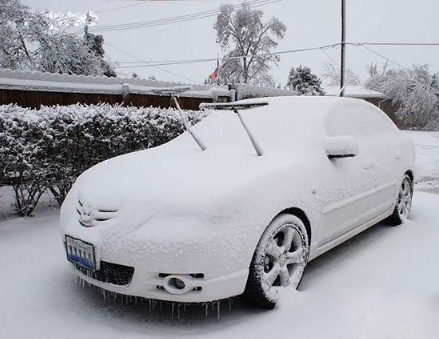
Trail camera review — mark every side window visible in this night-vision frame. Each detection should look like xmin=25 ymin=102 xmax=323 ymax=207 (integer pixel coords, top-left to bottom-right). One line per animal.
xmin=325 ymin=103 xmax=397 ymax=139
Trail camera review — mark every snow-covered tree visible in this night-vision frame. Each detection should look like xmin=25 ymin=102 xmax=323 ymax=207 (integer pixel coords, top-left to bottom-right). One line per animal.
xmin=214 ymin=1 xmax=286 ymax=85
xmin=322 ymin=62 xmax=362 ymax=86
xmin=0 ymin=0 xmax=115 ymax=76
xmin=286 ymin=66 xmax=324 ymax=95
xmin=86 ymin=33 xmax=117 ymax=77
xmin=366 ymin=64 xmax=439 ymax=129
xmin=36 ymin=34 xmax=102 ymax=75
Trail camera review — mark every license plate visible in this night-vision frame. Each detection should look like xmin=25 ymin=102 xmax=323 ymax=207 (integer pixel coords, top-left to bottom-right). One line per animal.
xmin=65 ymin=236 xmax=96 ymax=271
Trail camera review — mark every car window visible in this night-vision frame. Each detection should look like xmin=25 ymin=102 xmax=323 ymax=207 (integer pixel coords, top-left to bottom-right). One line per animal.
xmin=324 ymin=102 xmax=398 ymax=139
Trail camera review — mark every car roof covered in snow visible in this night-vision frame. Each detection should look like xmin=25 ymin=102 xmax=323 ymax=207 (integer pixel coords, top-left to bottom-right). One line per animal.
xmin=191 ymin=96 xmax=389 ymax=154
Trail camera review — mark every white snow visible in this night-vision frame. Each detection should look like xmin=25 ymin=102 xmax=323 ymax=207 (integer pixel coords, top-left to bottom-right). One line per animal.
xmin=233 ymin=83 xmax=297 ymax=100
xmin=0 ymin=68 xmax=233 ymax=99
xmin=0 ymin=191 xmax=438 ymax=338
xmin=0 ymin=126 xmax=438 ymax=337
xmin=324 ymin=85 xmax=386 ymax=99
xmin=405 ymin=130 xmax=439 ymax=193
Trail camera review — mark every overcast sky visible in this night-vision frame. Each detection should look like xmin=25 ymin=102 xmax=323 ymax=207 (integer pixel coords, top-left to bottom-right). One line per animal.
xmin=22 ymin=0 xmax=439 ymax=86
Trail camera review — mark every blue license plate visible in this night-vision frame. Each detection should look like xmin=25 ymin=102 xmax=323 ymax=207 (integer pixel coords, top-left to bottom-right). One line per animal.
xmin=65 ymin=236 xmax=96 ymax=271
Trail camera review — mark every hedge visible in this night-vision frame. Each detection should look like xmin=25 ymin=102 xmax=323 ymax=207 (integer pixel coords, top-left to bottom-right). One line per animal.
xmin=0 ymin=104 xmax=208 ymax=216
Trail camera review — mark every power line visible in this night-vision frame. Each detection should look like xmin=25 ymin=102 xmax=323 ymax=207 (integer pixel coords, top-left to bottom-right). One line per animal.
xmin=94 ymin=2 xmax=149 ymax=14
xmin=320 ymin=46 xmax=340 ymax=67
xmin=90 ymin=0 xmax=282 ymax=32
xmin=110 ymin=41 xmax=439 ymax=70
xmin=355 ymin=44 xmax=410 ymax=71
xmin=92 ymin=0 xmax=269 ymax=29
xmin=94 ymin=0 xmax=216 ymax=14
xmin=348 ymin=42 xmax=439 ymax=47
xmin=113 ymin=43 xmax=342 ymax=69
xmin=104 ymin=41 xmax=204 ymax=84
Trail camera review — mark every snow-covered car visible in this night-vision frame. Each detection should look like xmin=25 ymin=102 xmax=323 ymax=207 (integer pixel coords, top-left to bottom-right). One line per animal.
xmin=60 ymin=96 xmax=415 ymax=308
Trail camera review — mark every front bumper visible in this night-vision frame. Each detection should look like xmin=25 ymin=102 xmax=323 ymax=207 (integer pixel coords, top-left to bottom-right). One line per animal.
xmin=63 ymin=215 xmax=256 ymax=303
xmin=72 ymin=262 xmax=248 ymax=303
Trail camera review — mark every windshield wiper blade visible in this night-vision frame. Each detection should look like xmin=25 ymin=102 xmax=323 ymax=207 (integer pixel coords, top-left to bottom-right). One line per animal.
xmin=148 ymin=86 xmax=207 ymax=152
xmin=233 ymin=108 xmax=264 ymax=156
xmin=200 ymin=101 xmax=265 ymax=157
xmin=172 ymin=96 xmax=207 ymax=151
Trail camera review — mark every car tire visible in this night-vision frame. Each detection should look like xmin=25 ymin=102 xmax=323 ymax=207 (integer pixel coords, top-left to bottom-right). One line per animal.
xmin=243 ymin=213 xmax=309 ymax=309
xmin=387 ymin=174 xmax=413 ymax=226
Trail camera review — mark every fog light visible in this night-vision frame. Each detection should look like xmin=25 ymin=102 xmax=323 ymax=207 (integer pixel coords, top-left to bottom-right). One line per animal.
xmin=162 ymin=275 xmax=193 ymax=295
xmin=170 ymin=277 xmax=185 ymax=290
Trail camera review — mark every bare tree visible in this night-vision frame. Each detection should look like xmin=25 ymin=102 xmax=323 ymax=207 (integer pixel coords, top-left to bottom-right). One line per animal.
xmin=214 ymin=1 xmax=286 ymax=85
xmin=366 ymin=61 xmax=388 ymax=77
xmin=322 ymin=62 xmax=361 ymax=86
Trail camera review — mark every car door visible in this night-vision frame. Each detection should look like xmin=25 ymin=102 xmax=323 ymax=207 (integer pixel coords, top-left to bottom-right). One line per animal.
xmin=317 ymin=102 xmax=398 ymax=246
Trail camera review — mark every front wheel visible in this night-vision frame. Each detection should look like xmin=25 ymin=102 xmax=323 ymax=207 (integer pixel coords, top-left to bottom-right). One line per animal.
xmin=243 ymin=214 xmax=309 ymax=309
xmin=387 ymin=174 xmax=413 ymax=225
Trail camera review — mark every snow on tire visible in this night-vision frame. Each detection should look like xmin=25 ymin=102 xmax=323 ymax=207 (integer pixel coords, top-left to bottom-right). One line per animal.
xmin=244 ymin=213 xmax=309 ymax=309
xmin=387 ymin=174 xmax=413 ymax=226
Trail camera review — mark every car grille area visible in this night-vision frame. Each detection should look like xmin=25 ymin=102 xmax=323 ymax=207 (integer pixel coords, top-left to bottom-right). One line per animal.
xmin=75 ymin=261 xmax=134 ymax=286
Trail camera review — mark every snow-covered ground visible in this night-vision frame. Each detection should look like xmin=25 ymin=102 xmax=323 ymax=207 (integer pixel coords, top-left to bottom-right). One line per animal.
xmin=406 ymin=130 xmax=439 ymax=193
xmin=0 ymin=130 xmax=438 ymax=338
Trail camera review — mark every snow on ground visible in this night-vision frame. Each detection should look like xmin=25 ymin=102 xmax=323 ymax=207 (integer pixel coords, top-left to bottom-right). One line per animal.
xmin=405 ymin=130 xmax=439 ymax=194
xmin=0 ymin=193 xmax=438 ymax=339
xmin=0 ymin=130 xmax=438 ymax=338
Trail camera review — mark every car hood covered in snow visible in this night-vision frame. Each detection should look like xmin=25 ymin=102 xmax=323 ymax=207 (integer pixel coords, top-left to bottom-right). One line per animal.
xmin=66 ymin=140 xmax=295 ymax=223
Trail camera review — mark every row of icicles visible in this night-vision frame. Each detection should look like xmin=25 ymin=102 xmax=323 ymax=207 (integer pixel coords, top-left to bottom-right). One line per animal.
xmin=73 ymin=268 xmax=234 ymax=319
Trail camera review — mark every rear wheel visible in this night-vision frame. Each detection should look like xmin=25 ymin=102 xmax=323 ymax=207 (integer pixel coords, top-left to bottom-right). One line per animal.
xmin=387 ymin=174 xmax=413 ymax=225
xmin=244 ymin=214 xmax=309 ymax=309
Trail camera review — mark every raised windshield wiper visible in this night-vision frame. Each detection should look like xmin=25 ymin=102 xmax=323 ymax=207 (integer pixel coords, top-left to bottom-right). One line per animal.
xmin=149 ymin=87 xmax=207 ymax=151
xmin=200 ymin=102 xmax=267 ymax=156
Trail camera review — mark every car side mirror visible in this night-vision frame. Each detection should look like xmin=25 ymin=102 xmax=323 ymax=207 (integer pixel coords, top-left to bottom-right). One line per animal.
xmin=325 ymin=136 xmax=359 ymax=159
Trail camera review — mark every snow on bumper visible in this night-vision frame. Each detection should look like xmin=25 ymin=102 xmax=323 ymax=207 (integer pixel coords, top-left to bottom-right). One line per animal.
xmin=63 ymin=216 xmax=256 ymax=303
xmin=74 ymin=265 xmax=248 ymax=303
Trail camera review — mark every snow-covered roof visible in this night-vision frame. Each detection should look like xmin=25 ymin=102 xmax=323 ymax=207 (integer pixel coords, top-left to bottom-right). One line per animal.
xmin=0 ymin=69 xmax=233 ymax=99
xmin=233 ymin=83 xmax=297 ymax=100
xmin=324 ymin=85 xmax=386 ymax=99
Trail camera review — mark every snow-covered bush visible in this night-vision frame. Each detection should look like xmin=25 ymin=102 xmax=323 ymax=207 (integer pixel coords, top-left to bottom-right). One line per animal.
xmin=365 ymin=65 xmax=439 ymax=130
xmin=0 ymin=104 xmax=208 ymax=215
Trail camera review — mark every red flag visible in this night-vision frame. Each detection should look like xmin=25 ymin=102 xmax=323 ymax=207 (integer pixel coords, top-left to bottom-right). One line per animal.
xmin=209 ymin=59 xmax=220 ymax=81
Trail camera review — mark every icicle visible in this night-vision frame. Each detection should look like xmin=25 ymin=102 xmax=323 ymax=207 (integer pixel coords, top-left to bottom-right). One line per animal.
xmin=228 ymin=298 xmax=233 ymax=311
xmin=171 ymin=303 xmax=175 ymax=319
xmin=177 ymin=304 xmax=181 ymax=319
xmin=205 ymin=303 xmax=208 ymax=317
xmin=217 ymin=300 xmax=221 ymax=319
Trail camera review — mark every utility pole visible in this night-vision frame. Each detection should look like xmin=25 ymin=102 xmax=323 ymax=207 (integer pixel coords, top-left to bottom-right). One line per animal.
xmin=340 ymin=0 xmax=346 ymax=97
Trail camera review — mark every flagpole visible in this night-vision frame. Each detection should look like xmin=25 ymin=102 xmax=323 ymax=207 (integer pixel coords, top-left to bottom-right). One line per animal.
xmin=217 ymin=53 xmax=220 ymax=86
